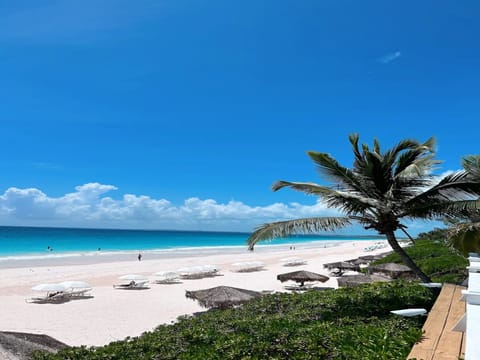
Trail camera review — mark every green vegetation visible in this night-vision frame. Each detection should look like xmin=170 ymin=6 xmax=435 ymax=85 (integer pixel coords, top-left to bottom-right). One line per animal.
xmin=247 ymin=135 xmax=480 ymax=283
xmin=33 ymin=282 xmax=434 ymax=360
xmin=417 ymin=156 xmax=480 ymax=256
xmin=416 ymin=228 xmax=449 ymax=242
xmin=373 ymin=239 xmax=468 ymax=283
xmin=33 ymin=237 xmax=468 ymax=359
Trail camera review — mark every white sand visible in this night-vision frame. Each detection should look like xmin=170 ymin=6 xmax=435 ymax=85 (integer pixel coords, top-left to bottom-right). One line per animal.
xmin=0 ymin=240 xmax=391 ymax=347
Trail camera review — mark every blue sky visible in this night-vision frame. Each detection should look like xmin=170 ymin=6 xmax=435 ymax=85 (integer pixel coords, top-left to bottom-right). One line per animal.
xmin=0 ymin=1 xmax=479 ymax=234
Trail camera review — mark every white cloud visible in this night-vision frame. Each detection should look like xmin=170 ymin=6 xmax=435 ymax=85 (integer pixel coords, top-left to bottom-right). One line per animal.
xmin=0 ymin=183 xmax=342 ymax=232
xmin=378 ymin=51 xmax=402 ymax=64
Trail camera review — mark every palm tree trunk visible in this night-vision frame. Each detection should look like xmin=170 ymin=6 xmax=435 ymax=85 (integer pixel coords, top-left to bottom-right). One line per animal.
xmin=385 ymin=231 xmax=432 ymax=283
xmin=399 ymin=226 xmax=416 ymax=245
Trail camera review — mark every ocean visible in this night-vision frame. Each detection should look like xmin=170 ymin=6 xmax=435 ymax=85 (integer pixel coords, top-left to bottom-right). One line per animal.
xmin=0 ymin=226 xmax=385 ymax=266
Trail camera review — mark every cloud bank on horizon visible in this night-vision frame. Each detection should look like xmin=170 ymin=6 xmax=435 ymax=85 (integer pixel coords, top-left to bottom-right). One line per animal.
xmin=0 ymin=182 xmax=344 ymax=232
xmin=0 ymin=182 xmax=442 ymax=235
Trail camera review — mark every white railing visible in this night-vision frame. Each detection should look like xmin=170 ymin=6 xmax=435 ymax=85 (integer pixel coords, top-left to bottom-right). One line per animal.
xmin=460 ymin=253 xmax=480 ymax=360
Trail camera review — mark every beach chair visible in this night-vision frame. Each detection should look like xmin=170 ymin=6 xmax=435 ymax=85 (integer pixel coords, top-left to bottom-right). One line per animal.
xmin=177 ymin=265 xmax=220 ymax=279
xmin=25 ymin=292 xmax=68 ymax=304
xmin=67 ymin=287 xmax=93 ymax=297
xmin=113 ymin=280 xmax=149 ymax=289
xmin=284 ymin=284 xmax=312 ymax=292
xmin=59 ymin=281 xmax=92 ymax=298
xmin=281 ymin=257 xmax=307 ymax=267
xmin=231 ymin=261 xmax=266 ymax=273
xmin=152 ymin=271 xmax=180 ymax=284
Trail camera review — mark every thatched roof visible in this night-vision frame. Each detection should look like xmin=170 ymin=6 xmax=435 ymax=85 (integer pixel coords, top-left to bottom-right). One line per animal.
xmin=0 ymin=331 xmax=67 ymax=360
xmin=323 ymin=261 xmax=360 ymax=271
xmin=337 ymin=274 xmax=391 ymax=288
xmin=185 ymin=286 xmax=262 ymax=309
xmin=277 ymin=270 xmax=329 ymax=287
xmin=368 ymin=263 xmax=414 ymax=279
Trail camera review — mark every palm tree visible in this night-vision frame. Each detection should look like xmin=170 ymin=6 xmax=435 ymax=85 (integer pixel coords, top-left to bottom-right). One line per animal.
xmin=448 ymin=218 xmax=480 ymax=256
xmin=446 ymin=155 xmax=480 ymax=256
xmin=247 ymin=134 xmax=480 ymax=283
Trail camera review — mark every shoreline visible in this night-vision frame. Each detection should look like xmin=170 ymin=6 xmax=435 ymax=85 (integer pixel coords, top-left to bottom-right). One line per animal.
xmin=0 ymin=239 xmax=392 ymax=347
xmin=0 ymin=239 xmax=383 ymax=269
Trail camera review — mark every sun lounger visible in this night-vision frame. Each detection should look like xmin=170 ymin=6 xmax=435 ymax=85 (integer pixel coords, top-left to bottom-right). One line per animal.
xmin=231 ymin=261 xmax=265 ymax=272
xmin=152 ymin=271 xmax=180 ymax=284
xmin=284 ymin=284 xmax=312 ymax=291
xmin=67 ymin=288 xmax=93 ymax=297
xmin=25 ymin=292 xmax=68 ymax=304
xmin=113 ymin=281 xmax=149 ymax=289
xmin=177 ymin=265 xmax=220 ymax=279
xmin=281 ymin=257 xmax=307 ymax=267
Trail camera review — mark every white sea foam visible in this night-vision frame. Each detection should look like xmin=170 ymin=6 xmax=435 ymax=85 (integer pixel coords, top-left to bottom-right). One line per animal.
xmin=0 ymin=240 xmax=350 ymax=263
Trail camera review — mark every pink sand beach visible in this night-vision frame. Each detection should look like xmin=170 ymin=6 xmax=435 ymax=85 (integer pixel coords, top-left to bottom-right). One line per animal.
xmin=0 ymin=240 xmax=391 ymax=347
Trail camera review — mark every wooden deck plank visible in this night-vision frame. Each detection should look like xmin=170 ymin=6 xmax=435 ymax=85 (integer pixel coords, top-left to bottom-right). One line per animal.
xmin=407 ymin=284 xmax=465 ymax=360
xmin=432 ymin=285 xmax=466 ymax=360
xmin=408 ymin=284 xmax=455 ymax=360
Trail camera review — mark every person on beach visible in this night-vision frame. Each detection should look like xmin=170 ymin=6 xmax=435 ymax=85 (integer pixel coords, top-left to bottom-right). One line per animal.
xmin=138 ymin=253 xmax=142 ymax=261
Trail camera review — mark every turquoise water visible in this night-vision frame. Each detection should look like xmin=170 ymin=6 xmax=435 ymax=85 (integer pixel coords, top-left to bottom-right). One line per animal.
xmin=0 ymin=226 xmax=384 ymax=261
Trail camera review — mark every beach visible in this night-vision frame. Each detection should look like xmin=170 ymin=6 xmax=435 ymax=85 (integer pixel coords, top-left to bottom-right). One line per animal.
xmin=0 ymin=240 xmax=392 ymax=347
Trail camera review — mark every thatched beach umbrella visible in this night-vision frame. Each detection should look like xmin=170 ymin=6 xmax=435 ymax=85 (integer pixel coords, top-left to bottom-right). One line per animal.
xmin=0 ymin=331 xmax=68 ymax=359
xmin=277 ymin=270 xmax=329 ymax=287
xmin=185 ymin=286 xmax=262 ymax=309
xmin=323 ymin=261 xmax=360 ymax=272
xmin=337 ymin=274 xmax=391 ymax=288
xmin=368 ymin=263 xmax=414 ymax=279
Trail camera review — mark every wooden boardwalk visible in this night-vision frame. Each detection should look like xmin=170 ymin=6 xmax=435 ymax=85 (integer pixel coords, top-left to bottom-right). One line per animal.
xmin=408 ymin=283 xmax=466 ymax=360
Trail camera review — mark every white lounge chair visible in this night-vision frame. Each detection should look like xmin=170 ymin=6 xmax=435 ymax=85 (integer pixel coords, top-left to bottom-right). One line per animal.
xmin=231 ymin=261 xmax=266 ymax=272
xmin=59 ymin=281 xmax=93 ymax=298
xmin=177 ymin=265 xmax=220 ymax=279
xmin=281 ymin=257 xmax=307 ymax=267
xmin=68 ymin=288 xmax=93 ymax=297
xmin=152 ymin=271 xmax=180 ymax=284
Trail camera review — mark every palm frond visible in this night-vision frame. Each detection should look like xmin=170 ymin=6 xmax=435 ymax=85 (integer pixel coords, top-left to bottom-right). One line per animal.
xmin=387 ymin=139 xmax=422 ymax=156
xmin=402 ymin=199 xmax=480 ymax=220
xmin=322 ymin=191 xmax=386 ymax=214
xmin=272 ymin=180 xmax=333 ymax=195
xmin=307 ymin=151 xmax=366 ymax=193
xmin=349 ymin=133 xmax=365 ymax=169
xmin=390 ymin=177 xmax=432 ymax=199
xmin=449 ymin=221 xmax=480 ymax=237
xmin=394 ymin=149 xmax=439 ymax=177
xmin=272 ymin=180 xmax=384 ymax=213
xmin=406 ymin=170 xmax=480 ymax=204
xmin=448 ymin=225 xmax=480 ymax=256
xmin=373 ymin=138 xmax=381 ymax=154
xmin=421 ymin=137 xmax=436 ymax=152
xmin=247 ymin=217 xmax=351 ymax=250
xmin=397 ymin=155 xmax=441 ymax=177
xmin=463 ymin=155 xmax=480 ymax=179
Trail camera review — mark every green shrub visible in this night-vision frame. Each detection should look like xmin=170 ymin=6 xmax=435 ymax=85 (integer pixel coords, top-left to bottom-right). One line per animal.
xmin=373 ymin=240 xmax=468 ymax=283
xmin=32 ymin=282 xmax=434 ymax=360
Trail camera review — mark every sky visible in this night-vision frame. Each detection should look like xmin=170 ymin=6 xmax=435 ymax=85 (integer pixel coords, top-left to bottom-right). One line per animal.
xmin=0 ymin=1 xmax=479 ymax=234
